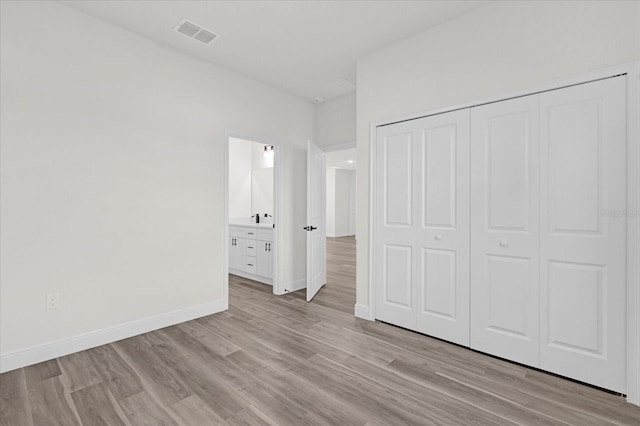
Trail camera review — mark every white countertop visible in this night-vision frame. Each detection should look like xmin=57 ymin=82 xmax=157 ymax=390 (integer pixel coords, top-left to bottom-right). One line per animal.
xmin=229 ymin=219 xmax=274 ymax=229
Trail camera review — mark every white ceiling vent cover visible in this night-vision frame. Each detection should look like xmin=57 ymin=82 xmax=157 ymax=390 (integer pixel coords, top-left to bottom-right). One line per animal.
xmin=175 ymin=19 xmax=219 ymax=44
xmin=316 ymin=78 xmax=356 ymax=101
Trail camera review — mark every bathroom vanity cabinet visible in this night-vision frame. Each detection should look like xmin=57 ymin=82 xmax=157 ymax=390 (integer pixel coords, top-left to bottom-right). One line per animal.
xmin=229 ymin=224 xmax=274 ymax=285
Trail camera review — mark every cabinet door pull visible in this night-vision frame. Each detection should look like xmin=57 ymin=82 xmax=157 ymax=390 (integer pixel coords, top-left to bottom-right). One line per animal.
xmin=268 ymin=243 xmax=271 ymax=252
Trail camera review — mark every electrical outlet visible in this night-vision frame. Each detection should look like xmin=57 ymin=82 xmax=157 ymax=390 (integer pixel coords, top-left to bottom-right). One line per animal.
xmin=46 ymin=292 xmax=60 ymax=310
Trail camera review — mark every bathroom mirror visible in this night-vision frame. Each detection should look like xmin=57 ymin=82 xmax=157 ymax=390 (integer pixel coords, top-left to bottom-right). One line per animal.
xmin=228 ymin=137 xmax=274 ymax=222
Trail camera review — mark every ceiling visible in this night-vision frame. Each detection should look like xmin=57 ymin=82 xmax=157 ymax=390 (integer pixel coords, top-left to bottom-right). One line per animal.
xmin=326 ymin=148 xmax=357 ymax=170
xmin=61 ymin=1 xmax=486 ymax=102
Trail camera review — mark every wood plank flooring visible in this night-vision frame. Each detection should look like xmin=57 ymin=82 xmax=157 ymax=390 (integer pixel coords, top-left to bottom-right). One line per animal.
xmin=2 ymin=236 xmax=639 ymax=425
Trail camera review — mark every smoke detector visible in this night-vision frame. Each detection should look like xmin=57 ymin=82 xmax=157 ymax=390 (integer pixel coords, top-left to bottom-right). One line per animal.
xmin=175 ymin=19 xmax=219 ymax=44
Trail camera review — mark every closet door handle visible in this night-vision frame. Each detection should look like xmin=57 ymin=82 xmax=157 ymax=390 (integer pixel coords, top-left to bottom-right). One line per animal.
xmin=499 ymin=240 xmax=509 ymax=247
xmin=434 ymin=235 xmax=443 ymax=241
xmin=265 ymin=242 xmax=268 ymax=251
xmin=268 ymin=243 xmax=271 ymax=252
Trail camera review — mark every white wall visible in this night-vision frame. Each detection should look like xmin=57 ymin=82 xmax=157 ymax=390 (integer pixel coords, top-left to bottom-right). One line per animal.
xmin=326 ymin=169 xmax=337 ymax=236
xmin=0 ymin=1 xmax=313 ymax=356
xmin=315 ymin=93 xmax=356 ymax=148
xmin=326 ymin=168 xmax=356 ymax=238
xmin=335 ymin=169 xmax=356 ymax=237
xmin=356 ymin=1 xmax=640 ymax=308
xmin=228 ymin=139 xmax=253 ymax=218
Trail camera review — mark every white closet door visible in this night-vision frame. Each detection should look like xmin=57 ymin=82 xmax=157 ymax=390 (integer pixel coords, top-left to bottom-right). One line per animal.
xmin=414 ymin=110 xmax=470 ymax=346
xmin=470 ymin=95 xmax=540 ymax=366
xmin=375 ymin=121 xmax=418 ymax=329
xmin=539 ymin=77 xmax=627 ymax=392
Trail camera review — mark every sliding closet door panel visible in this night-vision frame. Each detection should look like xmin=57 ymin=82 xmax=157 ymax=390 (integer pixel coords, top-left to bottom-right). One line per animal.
xmin=540 ymin=76 xmax=626 ymax=392
xmin=415 ymin=110 xmax=470 ymax=346
xmin=470 ymin=95 xmax=540 ymax=366
xmin=375 ymin=121 xmax=418 ymax=329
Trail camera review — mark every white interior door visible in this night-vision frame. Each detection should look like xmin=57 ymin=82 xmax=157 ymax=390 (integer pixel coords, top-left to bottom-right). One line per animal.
xmin=374 ymin=121 xmax=418 ymax=329
xmin=306 ymin=141 xmax=326 ymax=301
xmin=414 ymin=110 xmax=470 ymax=346
xmin=539 ymin=77 xmax=627 ymax=392
xmin=470 ymin=95 xmax=540 ymax=366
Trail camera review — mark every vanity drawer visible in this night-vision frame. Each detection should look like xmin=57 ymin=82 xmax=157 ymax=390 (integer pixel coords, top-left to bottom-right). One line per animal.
xmin=245 ymin=242 xmax=257 ymax=256
xmin=243 ymin=229 xmax=258 ymax=239
xmin=245 ymin=257 xmax=257 ymax=274
xmin=257 ymin=229 xmax=274 ymax=242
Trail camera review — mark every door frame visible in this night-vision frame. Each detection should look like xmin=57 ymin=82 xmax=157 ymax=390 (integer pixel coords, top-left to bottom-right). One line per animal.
xmin=224 ymin=132 xmax=284 ymax=301
xmin=366 ymin=61 xmax=640 ymax=404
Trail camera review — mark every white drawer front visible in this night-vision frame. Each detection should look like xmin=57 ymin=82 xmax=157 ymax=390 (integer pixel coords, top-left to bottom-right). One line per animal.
xmin=245 ymin=243 xmax=257 ymax=257
xmin=245 ymin=257 xmax=257 ymax=274
xmin=244 ymin=229 xmax=258 ymax=238
xmin=257 ymin=229 xmax=274 ymax=242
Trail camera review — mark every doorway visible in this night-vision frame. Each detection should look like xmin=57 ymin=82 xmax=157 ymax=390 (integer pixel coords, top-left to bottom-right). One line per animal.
xmin=304 ymin=145 xmax=357 ymax=310
xmin=225 ymin=135 xmax=282 ymax=303
xmin=325 ymin=148 xmax=356 ymax=239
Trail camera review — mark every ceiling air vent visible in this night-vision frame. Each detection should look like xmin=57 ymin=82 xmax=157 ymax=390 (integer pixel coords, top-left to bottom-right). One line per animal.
xmin=175 ymin=19 xmax=219 ymax=44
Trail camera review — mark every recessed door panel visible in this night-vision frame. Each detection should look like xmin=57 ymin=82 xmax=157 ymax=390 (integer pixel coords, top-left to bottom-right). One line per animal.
xmin=549 ymin=101 xmax=601 ymax=234
xmin=384 ymin=244 xmax=413 ymax=307
xmin=422 ymin=249 xmax=456 ymax=319
xmin=471 ymin=95 xmax=540 ymax=367
xmin=486 ymin=255 xmax=532 ymax=339
xmin=423 ymin=125 xmax=456 ymax=229
xmin=540 ymin=76 xmax=626 ymax=392
xmin=384 ymin=132 xmax=413 ymax=227
xmin=486 ymin=113 xmax=531 ymax=232
xmin=547 ymin=261 xmax=603 ymax=355
xmin=415 ymin=110 xmax=470 ymax=346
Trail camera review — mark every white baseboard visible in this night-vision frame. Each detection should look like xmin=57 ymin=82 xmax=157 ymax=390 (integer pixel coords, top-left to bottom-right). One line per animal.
xmin=0 ymin=299 xmax=227 ymax=373
xmin=283 ymin=279 xmax=306 ymax=293
xmin=354 ymin=303 xmax=374 ymax=321
xmin=326 ymin=233 xmax=336 ymax=238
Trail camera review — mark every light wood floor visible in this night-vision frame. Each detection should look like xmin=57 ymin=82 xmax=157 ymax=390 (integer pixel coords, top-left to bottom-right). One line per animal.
xmin=2 ymin=236 xmax=640 ymax=425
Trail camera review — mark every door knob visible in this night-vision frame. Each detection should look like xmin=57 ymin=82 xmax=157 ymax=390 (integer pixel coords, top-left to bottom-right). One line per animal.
xmin=499 ymin=240 xmax=509 ymax=247
xmin=434 ymin=235 xmax=443 ymax=241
